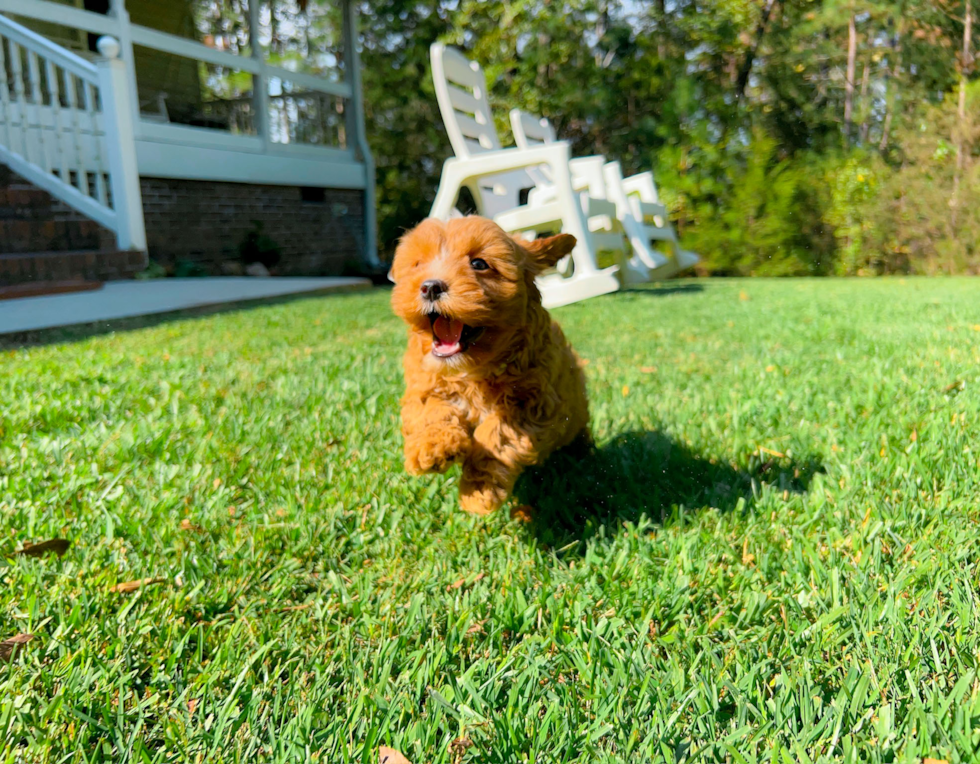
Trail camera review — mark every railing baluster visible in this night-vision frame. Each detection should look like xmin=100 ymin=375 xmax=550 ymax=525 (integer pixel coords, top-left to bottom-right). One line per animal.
xmin=26 ymin=49 xmax=50 ymax=173
xmin=0 ymin=16 xmax=138 ymax=250
xmin=0 ymin=38 xmax=13 ymax=151
xmin=45 ymin=60 xmax=70 ymax=186
xmin=64 ymin=72 xmax=86 ymax=195
xmin=8 ymin=41 xmax=30 ymax=162
xmin=87 ymin=81 xmax=108 ymax=206
xmin=337 ymin=96 xmax=346 ymax=148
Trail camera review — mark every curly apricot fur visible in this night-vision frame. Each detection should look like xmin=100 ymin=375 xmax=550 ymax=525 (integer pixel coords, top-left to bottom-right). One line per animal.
xmin=390 ymin=216 xmax=590 ymax=515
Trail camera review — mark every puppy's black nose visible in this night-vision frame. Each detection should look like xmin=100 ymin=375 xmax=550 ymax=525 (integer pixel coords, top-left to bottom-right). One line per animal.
xmin=420 ymin=279 xmax=447 ymax=300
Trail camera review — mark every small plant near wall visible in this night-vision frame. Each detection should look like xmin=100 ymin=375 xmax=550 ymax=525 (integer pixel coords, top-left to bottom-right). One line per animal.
xmin=135 ymin=259 xmax=167 ymax=280
xmin=238 ymin=221 xmax=282 ymax=276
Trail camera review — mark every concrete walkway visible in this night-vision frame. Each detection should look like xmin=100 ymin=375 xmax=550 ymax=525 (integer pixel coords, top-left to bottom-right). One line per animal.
xmin=0 ymin=277 xmax=371 ymax=335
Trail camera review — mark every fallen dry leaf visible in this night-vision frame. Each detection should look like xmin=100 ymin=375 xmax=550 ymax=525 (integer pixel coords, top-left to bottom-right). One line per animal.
xmin=466 ymin=620 xmax=487 ymax=636
xmin=187 ymin=698 xmax=199 ymax=716
xmin=510 ymin=505 xmax=534 ymax=523
xmin=447 ymin=572 xmax=486 ymax=591
xmin=758 ymin=447 xmax=787 ymax=458
xmin=278 ymin=602 xmax=314 ymax=613
xmin=640 ymin=366 xmax=657 ymax=373
xmin=0 ymin=633 xmax=34 ymax=663
xmin=742 ymin=538 xmax=755 ymax=566
xmin=451 ymin=737 xmax=473 ymax=764
xmin=110 ymin=577 xmax=166 ymax=594
xmin=923 ymin=759 xmax=949 ymax=764
xmin=16 ymin=539 xmax=70 ymax=558
xmin=378 ymin=747 xmax=412 ymax=764
xmin=739 ymin=290 xmax=751 ymax=301
xmin=180 ymin=519 xmax=204 ymax=532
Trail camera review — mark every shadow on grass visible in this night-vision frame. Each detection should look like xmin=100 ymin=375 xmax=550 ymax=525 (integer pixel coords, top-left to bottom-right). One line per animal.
xmin=513 ymin=429 xmax=824 ymax=548
xmin=619 ymin=283 xmax=704 ymax=297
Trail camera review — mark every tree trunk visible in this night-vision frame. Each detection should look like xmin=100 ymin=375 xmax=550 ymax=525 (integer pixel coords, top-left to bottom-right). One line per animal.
xmin=596 ymin=0 xmax=609 ymax=65
xmin=878 ymin=24 xmax=903 ymax=151
xmin=952 ymin=0 xmax=973 ymax=227
xmin=844 ymin=11 xmax=857 ymax=145
xmin=858 ymin=57 xmax=871 ymax=143
xmin=734 ymin=0 xmax=782 ymax=101
xmin=657 ymin=0 xmax=667 ymax=58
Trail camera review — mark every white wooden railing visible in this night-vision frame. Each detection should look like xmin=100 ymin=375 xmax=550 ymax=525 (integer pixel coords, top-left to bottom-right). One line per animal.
xmin=0 ymin=0 xmax=379 ymax=267
xmin=0 ymin=15 xmax=145 ymax=250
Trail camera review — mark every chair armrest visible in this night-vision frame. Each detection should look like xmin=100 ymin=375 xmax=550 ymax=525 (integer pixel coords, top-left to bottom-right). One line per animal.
xmin=445 ymin=143 xmax=573 ymax=183
xmin=569 ymin=156 xmax=607 ymax=172
xmin=620 ymin=171 xmax=660 ymax=203
xmin=568 ymin=156 xmax=608 ymax=197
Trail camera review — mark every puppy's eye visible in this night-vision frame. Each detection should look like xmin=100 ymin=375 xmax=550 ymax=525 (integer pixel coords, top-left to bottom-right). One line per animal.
xmin=470 ymin=258 xmax=489 ymax=271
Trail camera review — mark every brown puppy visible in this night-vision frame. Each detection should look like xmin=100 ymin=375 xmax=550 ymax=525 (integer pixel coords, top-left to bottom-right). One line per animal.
xmin=390 ymin=216 xmax=590 ymax=515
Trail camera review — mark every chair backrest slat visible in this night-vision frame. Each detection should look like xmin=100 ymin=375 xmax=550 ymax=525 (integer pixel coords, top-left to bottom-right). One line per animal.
xmin=454 ymin=112 xmax=494 ymax=145
xmin=444 ymin=84 xmax=482 ymax=117
xmin=509 ymin=108 xmax=556 ymax=186
xmin=430 ymin=43 xmax=501 ymax=159
xmin=510 ymin=109 xmax=556 ymax=149
xmin=431 ymin=43 xmax=538 ymax=217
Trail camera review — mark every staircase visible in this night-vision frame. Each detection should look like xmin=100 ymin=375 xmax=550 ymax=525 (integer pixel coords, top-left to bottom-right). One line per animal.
xmin=0 ymin=15 xmax=146 ymax=290
xmin=0 ymin=164 xmax=144 ymax=288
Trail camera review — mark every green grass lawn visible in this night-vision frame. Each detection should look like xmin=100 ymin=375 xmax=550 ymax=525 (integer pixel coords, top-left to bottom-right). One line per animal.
xmin=3 ymin=278 xmax=980 ymax=763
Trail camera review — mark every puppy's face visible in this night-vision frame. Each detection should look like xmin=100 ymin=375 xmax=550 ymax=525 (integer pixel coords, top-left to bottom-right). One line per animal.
xmin=390 ymin=217 xmax=575 ymax=371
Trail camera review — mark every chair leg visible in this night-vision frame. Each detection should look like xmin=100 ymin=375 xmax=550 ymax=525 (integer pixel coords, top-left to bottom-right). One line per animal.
xmin=529 ymin=157 xmax=620 ymax=308
xmin=675 ymin=248 xmax=700 ymax=271
xmin=430 ymin=162 xmax=465 ymax=220
xmin=537 ymin=270 xmax=621 ymax=309
xmin=619 ymin=250 xmax=652 ymax=285
xmin=602 ymin=162 xmax=677 ymax=278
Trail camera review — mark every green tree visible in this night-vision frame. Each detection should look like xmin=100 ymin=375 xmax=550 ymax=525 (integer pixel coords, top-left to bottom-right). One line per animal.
xmin=334 ymin=0 xmax=979 ymax=272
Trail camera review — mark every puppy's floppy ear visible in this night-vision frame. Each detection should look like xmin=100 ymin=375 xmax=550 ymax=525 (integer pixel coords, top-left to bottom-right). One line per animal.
xmin=522 ymin=233 xmax=577 ymax=272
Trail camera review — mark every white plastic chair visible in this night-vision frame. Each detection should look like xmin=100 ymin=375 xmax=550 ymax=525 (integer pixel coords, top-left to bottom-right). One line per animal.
xmin=510 ymin=109 xmax=700 ymax=279
xmin=429 ymin=43 xmax=623 ymax=308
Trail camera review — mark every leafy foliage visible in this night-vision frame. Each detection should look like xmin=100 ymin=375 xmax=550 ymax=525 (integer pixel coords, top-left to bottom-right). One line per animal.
xmin=349 ymin=0 xmax=979 ymax=275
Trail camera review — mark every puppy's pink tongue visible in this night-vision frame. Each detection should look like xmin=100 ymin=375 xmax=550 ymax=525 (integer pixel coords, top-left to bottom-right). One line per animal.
xmin=433 ymin=316 xmax=463 ymax=345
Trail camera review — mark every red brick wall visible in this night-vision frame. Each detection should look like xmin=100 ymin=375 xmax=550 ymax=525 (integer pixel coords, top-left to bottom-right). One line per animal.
xmin=139 ymin=178 xmax=366 ymax=276
xmin=0 ymin=249 xmax=147 ymax=286
xmin=0 ymin=164 xmax=115 ymax=254
xmin=0 ymin=164 xmax=144 ymax=286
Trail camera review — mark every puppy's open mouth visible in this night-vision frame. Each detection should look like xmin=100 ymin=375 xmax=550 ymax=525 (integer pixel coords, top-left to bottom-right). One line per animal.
xmin=428 ymin=312 xmax=484 ymax=358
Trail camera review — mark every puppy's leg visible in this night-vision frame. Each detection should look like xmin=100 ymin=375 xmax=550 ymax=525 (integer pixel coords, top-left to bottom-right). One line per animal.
xmin=402 ymin=395 xmax=471 ymax=475
xmin=459 ymin=415 xmax=535 ymax=515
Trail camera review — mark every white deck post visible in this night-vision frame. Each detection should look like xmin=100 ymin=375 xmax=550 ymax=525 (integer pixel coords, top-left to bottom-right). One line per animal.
xmin=248 ymin=0 xmax=271 ymax=149
xmin=342 ymin=0 xmax=380 ymax=269
xmin=96 ymin=36 xmax=146 ymax=251
xmin=107 ymin=0 xmax=140 ymax=132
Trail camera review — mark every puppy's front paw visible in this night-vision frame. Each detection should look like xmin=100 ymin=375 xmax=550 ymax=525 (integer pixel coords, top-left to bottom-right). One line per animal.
xmin=459 ymin=476 xmax=509 ymax=516
xmin=404 ymin=427 xmax=470 ymax=475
